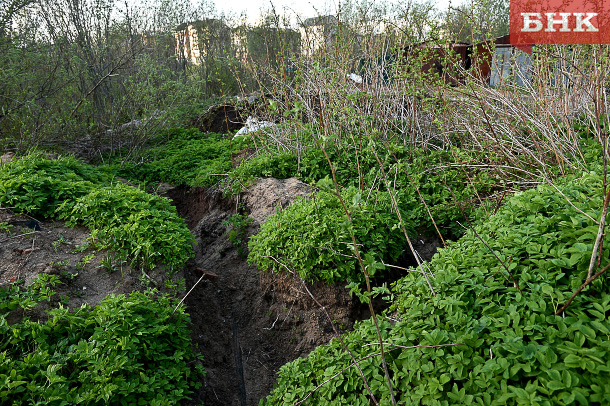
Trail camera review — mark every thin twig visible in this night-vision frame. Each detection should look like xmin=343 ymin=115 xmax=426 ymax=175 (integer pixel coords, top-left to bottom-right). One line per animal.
xmin=0 ymin=231 xmax=38 ymax=243
xmin=316 ymin=137 xmax=397 ymax=405
xmin=585 ymin=187 xmax=610 ymax=280
xmin=365 ymin=342 xmax=465 ymax=351
xmin=546 ymin=180 xmax=600 ymax=225
xmin=141 ymin=271 xmax=158 ymax=286
xmin=420 ymin=163 xmax=539 ymax=179
xmin=262 ymin=255 xmax=379 ymax=406
xmin=383 ymin=143 xmax=447 ymax=248
xmin=556 ymin=262 xmax=610 ymax=315
xmin=493 ymin=190 xmax=507 ymax=216
xmin=173 ymin=273 xmax=207 ymax=314
xmin=371 ymin=147 xmax=436 ymax=296
xmin=382 ymin=262 xmax=434 ymax=277
xmin=263 ymin=315 xmax=280 ymax=330
xmin=296 ymin=351 xmax=383 ymax=406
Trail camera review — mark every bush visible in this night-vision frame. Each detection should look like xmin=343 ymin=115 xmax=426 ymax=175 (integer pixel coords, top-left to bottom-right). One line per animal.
xmin=58 ymin=183 xmax=194 ymax=270
xmin=248 ymin=187 xmax=409 ymax=284
xmin=0 ymin=153 xmax=107 ymax=217
xmin=0 ymin=279 xmax=202 ymax=405
xmin=245 ymin=144 xmax=496 ymax=285
xmin=104 ymin=128 xmax=251 ymax=187
xmin=0 ymin=153 xmax=194 ymax=270
xmin=262 ymin=171 xmax=610 ymax=405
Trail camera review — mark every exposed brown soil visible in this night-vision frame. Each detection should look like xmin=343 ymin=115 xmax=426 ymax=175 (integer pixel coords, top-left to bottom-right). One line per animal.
xmin=169 ymin=180 xmax=369 ymax=406
xmin=0 ymin=209 xmax=171 ymax=319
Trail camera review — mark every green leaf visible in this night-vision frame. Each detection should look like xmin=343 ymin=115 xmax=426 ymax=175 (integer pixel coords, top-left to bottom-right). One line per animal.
xmin=547 ymin=381 xmax=566 ymax=391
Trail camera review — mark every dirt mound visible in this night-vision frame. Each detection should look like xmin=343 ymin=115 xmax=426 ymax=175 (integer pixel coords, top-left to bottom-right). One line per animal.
xmin=174 ymin=181 xmax=363 ymax=406
xmin=0 ymin=208 xmax=159 ymax=314
xmin=242 ymin=177 xmax=311 ymax=225
xmin=191 ymin=104 xmax=245 ymax=134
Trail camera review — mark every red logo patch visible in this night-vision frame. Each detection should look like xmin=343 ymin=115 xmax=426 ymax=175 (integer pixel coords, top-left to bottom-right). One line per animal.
xmin=511 ymin=0 xmax=610 ymax=53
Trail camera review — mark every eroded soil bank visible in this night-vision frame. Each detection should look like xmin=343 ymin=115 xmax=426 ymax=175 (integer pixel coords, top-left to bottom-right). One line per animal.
xmin=0 ymin=174 xmax=441 ymax=406
xmin=169 ymin=181 xmax=373 ymax=406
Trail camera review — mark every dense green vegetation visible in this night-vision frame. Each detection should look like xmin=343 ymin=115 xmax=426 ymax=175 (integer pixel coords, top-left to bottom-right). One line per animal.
xmin=3 ymin=126 xmax=606 ymax=406
xmin=249 ymin=187 xmax=408 ymax=284
xmin=0 ymin=153 xmax=202 ymax=404
xmin=231 ymin=143 xmax=495 ymax=232
xmin=0 ymin=278 xmax=202 ymax=405
xmin=103 ymin=128 xmax=249 ymax=187
xmin=244 ymin=142 xmax=498 ymax=284
xmin=3 ymin=133 xmax=607 ymax=406
xmin=262 ymin=170 xmax=610 ymax=405
xmin=226 ymin=139 xmax=411 ymax=190
xmin=0 ymin=153 xmax=108 ymax=218
xmin=3 ymin=0 xmax=609 ymax=403
xmin=0 ymin=153 xmax=194 ymax=270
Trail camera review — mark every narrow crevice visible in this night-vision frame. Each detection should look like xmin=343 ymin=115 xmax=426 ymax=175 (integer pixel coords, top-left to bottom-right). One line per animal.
xmin=168 ymin=185 xmax=440 ymax=405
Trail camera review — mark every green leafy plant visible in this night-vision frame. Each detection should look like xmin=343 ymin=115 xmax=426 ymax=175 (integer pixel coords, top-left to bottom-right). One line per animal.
xmin=0 ymin=152 xmax=107 ymax=217
xmin=0 ymin=222 xmax=13 ymax=234
xmin=71 ymin=241 xmax=91 ymax=253
xmin=102 ymin=128 xmax=252 ymax=187
xmin=229 ymin=141 xmax=495 ymax=238
xmin=0 ymin=279 xmax=203 ymax=405
xmin=164 ymin=277 xmax=186 ymax=295
xmin=50 ymin=259 xmax=69 ymax=268
xmin=248 ymin=187 xmax=408 ymax=284
xmin=0 ymin=274 xmax=59 ymax=313
xmin=222 ymin=212 xmax=253 ymax=258
xmin=99 ymin=253 xmax=127 ymax=274
xmin=76 ymin=253 xmax=95 ymax=270
xmin=60 ymin=270 xmax=78 ymax=284
xmin=262 ymin=171 xmax=610 ymax=405
xmin=52 ymin=234 xmax=68 ymax=252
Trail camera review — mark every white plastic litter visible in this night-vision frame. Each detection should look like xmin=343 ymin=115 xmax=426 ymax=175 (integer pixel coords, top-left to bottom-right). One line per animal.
xmin=347 ymin=73 xmax=363 ymax=84
xmin=234 ymin=117 xmax=276 ymax=137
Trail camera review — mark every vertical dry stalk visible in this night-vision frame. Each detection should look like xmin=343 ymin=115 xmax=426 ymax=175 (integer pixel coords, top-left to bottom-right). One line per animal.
xmin=313 ymin=136 xmax=398 ymax=406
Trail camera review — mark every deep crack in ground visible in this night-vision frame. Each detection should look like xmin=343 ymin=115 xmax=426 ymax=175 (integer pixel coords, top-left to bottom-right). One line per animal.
xmin=169 ymin=186 xmax=364 ymax=406
xmin=167 ymin=183 xmax=442 ymax=405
